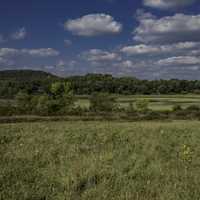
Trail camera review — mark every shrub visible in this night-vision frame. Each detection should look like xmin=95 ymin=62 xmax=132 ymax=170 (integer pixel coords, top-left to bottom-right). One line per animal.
xmin=172 ymin=104 xmax=182 ymax=112
xmin=135 ymin=99 xmax=149 ymax=112
xmin=15 ymin=91 xmax=33 ymax=114
xmin=186 ymin=105 xmax=200 ymax=111
xmin=34 ymin=94 xmax=49 ymax=115
xmin=0 ymin=105 xmax=13 ymax=116
xmin=89 ymin=93 xmax=117 ymax=112
xmin=126 ymin=102 xmax=136 ymax=115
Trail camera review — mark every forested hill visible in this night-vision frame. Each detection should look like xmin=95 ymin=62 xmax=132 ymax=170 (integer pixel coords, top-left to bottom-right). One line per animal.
xmin=0 ymin=70 xmax=60 ymax=82
xmin=1 ymin=70 xmax=200 ymax=98
xmin=0 ymin=70 xmax=61 ymax=98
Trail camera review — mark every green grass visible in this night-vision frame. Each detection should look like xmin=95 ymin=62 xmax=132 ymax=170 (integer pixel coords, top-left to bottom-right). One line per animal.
xmin=2 ymin=94 xmax=200 ymax=112
xmin=1 ymin=121 xmax=200 ymax=199
xmin=75 ymin=94 xmax=200 ymax=111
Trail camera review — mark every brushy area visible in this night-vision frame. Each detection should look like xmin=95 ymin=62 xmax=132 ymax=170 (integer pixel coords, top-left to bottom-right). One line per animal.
xmin=1 ymin=121 xmax=200 ymax=200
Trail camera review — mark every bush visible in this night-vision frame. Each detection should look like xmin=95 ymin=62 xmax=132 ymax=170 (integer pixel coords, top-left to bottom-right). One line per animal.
xmin=33 ymin=94 xmax=49 ymax=115
xmin=15 ymin=92 xmax=33 ymax=114
xmin=89 ymin=93 xmax=117 ymax=112
xmin=172 ymin=104 xmax=182 ymax=112
xmin=126 ymin=102 xmax=136 ymax=115
xmin=135 ymin=99 xmax=149 ymax=112
xmin=186 ymin=105 xmax=200 ymax=111
xmin=0 ymin=105 xmax=14 ymax=116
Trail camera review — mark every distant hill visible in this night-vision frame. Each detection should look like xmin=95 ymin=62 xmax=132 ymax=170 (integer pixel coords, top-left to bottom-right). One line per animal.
xmin=0 ymin=70 xmax=61 ymax=82
xmin=0 ymin=70 xmax=62 ymax=98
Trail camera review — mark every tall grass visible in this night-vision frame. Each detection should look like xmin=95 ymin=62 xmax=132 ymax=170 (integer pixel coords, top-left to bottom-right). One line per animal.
xmin=1 ymin=121 xmax=200 ymax=199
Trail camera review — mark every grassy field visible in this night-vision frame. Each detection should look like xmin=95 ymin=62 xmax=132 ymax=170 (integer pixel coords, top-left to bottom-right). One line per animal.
xmin=75 ymin=94 xmax=200 ymax=111
xmin=1 ymin=94 xmax=200 ymax=112
xmin=1 ymin=120 xmax=200 ymax=200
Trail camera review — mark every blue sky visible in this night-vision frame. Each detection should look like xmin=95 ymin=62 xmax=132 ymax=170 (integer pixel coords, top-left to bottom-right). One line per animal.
xmin=0 ymin=0 xmax=200 ymax=79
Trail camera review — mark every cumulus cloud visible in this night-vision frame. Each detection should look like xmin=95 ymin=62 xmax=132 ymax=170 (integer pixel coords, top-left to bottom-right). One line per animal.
xmin=0 ymin=48 xmax=19 ymax=57
xmin=144 ymin=0 xmax=196 ymax=9
xmin=11 ymin=27 xmax=27 ymax=40
xmin=22 ymin=48 xmax=59 ymax=57
xmin=121 ymin=42 xmax=200 ymax=55
xmin=120 ymin=60 xmax=134 ymax=68
xmin=134 ymin=12 xmax=200 ymax=44
xmin=0 ymin=48 xmax=59 ymax=57
xmin=82 ymin=49 xmax=121 ymax=62
xmin=157 ymin=56 xmax=200 ymax=66
xmin=121 ymin=44 xmax=160 ymax=55
xmin=0 ymin=57 xmax=13 ymax=65
xmin=64 ymin=14 xmax=122 ymax=36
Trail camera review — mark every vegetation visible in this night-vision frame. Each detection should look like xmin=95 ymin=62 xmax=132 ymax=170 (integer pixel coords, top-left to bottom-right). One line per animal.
xmin=1 ymin=121 xmax=200 ymax=200
xmin=1 ymin=70 xmax=200 ymax=199
xmin=0 ymin=70 xmax=60 ymax=98
xmin=89 ymin=93 xmax=117 ymax=112
xmin=2 ymin=70 xmax=200 ymax=98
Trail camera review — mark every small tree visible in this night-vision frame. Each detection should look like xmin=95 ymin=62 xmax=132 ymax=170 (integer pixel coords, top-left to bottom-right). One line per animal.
xmin=49 ymin=81 xmax=75 ymax=114
xmin=89 ymin=93 xmax=117 ymax=112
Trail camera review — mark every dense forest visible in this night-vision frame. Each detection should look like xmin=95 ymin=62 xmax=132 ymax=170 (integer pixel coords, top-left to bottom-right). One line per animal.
xmin=1 ymin=70 xmax=200 ymax=98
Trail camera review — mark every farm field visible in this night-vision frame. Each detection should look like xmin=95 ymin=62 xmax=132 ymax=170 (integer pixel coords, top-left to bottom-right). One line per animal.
xmin=1 ymin=120 xmax=200 ymax=200
xmin=75 ymin=94 xmax=200 ymax=111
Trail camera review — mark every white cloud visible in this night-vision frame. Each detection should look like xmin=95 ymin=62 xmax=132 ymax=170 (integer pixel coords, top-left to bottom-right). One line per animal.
xmin=22 ymin=48 xmax=59 ymax=57
xmin=82 ymin=49 xmax=121 ymax=62
xmin=0 ymin=48 xmax=19 ymax=57
xmin=0 ymin=56 xmax=15 ymax=66
xmin=134 ymin=12 xmax=200 ymax=44
xmin=11 ymin=27 xmax=27 ymax=40
xmin=64 ymin=14 xmax=122 ymax=36
xmin=0 ymin=48 xmax=59 ymax=57
xmin=121 ymin=42 xmax=200 ymax=55
xmin=144 ymin=0 xmax=196 ymax=9
xmin=157 ymin=56 xmax=200 ymax=66
xmin=121 ymin=60 xmax=134 ymax=68
xmin=121 ymin=44 xmax=160 ymax=55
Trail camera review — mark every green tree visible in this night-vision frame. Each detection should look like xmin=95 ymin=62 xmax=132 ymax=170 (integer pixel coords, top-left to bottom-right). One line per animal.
xmin=49 ymin=81 xmax=75 ymax=114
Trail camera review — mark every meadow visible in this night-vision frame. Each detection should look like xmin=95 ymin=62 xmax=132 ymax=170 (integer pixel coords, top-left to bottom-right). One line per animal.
xmin=1 ymin=120 xmax=200 ymax=200
xmin=75 ymin=94 xmax=200 ymax=111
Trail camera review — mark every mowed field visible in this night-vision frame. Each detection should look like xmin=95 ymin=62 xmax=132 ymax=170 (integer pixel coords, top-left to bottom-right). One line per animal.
xmin=75 ymin=94 xmax=200 ymax=111
xmin=1 ymin=121 xmax=200 ymax=200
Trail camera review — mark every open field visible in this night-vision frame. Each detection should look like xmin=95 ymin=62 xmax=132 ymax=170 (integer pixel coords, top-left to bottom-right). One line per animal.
xmin=75 ymin=94 xmax=200 ymax=111
xmin=1 ymin=120 xmax=200 ymax=200
xmin=1 ymin=94 xmax=200 ymax=112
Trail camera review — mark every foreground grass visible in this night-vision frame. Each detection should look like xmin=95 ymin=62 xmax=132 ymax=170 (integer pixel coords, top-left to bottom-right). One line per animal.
xmin=1 ymin=121 xmax=200 ymax=200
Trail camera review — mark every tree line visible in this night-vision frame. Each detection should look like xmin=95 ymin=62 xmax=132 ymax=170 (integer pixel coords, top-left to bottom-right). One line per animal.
xmin=1 ymin=71 xmax=200 ymax=99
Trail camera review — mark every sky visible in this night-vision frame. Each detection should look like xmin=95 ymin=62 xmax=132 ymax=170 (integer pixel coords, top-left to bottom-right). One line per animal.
xmin=0 ymin=0 xmax=200 ymax=79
